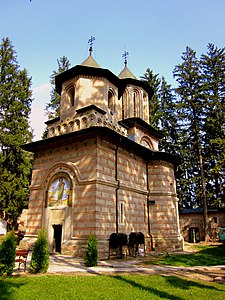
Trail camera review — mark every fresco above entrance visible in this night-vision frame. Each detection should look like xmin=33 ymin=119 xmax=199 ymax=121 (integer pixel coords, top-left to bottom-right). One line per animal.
xmin=47 ymin=176 xmax=71 ymax=207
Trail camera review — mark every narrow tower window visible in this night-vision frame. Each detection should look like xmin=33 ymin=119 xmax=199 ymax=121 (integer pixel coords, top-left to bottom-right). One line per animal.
xmin=108 ymin=89 xmax=114 ymax=113
xmin=133 ymin=91 xmax=137 ymax=117
xmin=68 ymin=86 xmax=75 ymax=107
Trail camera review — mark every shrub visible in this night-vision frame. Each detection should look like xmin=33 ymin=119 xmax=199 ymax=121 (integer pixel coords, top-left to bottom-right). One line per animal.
xmin=84 ymin=234 xmax=98 ymax=267
xmin=29 ymin=229 xmax=49 ymax=274
xmin=0 ymin=231 xmax=16 ymax=276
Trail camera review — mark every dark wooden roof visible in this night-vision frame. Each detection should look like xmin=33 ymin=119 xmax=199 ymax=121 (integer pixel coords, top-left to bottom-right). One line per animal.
xmin=55 ymin=65 xmax=154 ymax=98
xmin=180 ymin=208 xmax=225 ymax=214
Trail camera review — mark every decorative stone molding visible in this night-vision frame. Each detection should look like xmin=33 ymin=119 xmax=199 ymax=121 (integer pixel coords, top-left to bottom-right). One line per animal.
xmin=47 ymin=106 xmax=127 ymax=138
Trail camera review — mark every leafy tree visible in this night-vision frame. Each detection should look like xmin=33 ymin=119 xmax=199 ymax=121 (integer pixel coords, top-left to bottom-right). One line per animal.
xmin=0 ymin=37 xmax=33 ymax=228
xmin=141 ymin=68 xmax=161 ymax=127
xmin=84 ymin=234 xmax=98 ymax=267
xmin=29 ymin=229 xmax=49 ymax=273
xmin=0 ymin=231 xmax=16 ymax=275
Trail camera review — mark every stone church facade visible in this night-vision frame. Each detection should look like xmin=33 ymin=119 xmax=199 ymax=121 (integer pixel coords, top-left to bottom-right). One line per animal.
xmin=23 ymin=51 xmax=183 ymax=258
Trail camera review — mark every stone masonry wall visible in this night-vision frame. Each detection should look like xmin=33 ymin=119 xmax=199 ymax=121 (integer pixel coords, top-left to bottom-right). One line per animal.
xmin=26 ymin=132 xmax=183 ymax=258
xmin=26 ymin=136 xmax=98 ymax=239
xmin=148 ymin=160 xmax=183 ymax=252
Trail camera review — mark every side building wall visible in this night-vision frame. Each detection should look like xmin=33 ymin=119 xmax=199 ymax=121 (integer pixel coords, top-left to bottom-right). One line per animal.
xmin=180 ymin=212 xmax=225 ymax=242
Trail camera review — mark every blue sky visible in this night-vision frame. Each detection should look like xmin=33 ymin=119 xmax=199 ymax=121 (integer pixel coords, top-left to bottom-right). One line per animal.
xmin=1 ymin=0 xmax=225 ymax=140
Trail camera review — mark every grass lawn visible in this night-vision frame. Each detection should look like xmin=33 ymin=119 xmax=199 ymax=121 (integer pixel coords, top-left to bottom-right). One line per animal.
xmin=1 ymin=274 xmax=225 ymax=300
xmin=144 ymin=243 xmax=225 ymax=267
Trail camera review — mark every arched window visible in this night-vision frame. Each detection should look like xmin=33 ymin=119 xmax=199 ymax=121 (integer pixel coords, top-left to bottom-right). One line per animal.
xmin=122 ymin=89 xmax=128 ymax=119
xmin=74 ymin=119 xmax=80 ymax=130
xmin=82 ymin=117 xmax=87 ymax=128
xmin=67 ymin=85 xmax=75 ymax=107
xmin=140 ymin=136 xmax=154 ymax=149
xmin=133 ymin=90 xmax=139 ymax=117
xmin=133 ymin=91 xmax=136 ymax=117
xmin=108 ymin=89 xmax=115 ymax=113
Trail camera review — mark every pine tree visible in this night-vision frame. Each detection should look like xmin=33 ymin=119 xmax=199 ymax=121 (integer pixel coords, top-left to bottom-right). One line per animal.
xmin=158 ymin=77 xmax=179 ymax=153
xmin=42 ymin=56 xmax=70 ymax=139
xmin=174 ymin=46 xmax=209 ymax=240
xmin=45 ymin=56 xmax=70 ymax=120
xmin=0 ymin=37 xmax=33 ymax=228
xmin=200 ymin=43 xmax=225 ymax=207
xmin=141 ymin=68 xmax=161 ymax=127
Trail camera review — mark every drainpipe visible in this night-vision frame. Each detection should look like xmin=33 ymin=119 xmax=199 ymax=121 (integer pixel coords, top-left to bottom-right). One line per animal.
xmin=115 ymin=137 xmax=122 ymax=233
xmin=146 ymin=161 xmax=154 ymax=250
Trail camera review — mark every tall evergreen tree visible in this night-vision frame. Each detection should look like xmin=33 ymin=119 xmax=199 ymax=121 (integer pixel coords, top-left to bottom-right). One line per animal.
xmin=0 ymin=37 xmax=33 ymax=228
xmin=45 ymin=56 xmax=70 ymax=120
xmin=158 ymin=77 xmax=179 ymax=153
xmin=42 ymin=56 xmax=70 ymax=139
xmin=200 ymin=43 xmax=225 ymax=207
xmin=174 ymin=46 xmax=209 ymax=240
xmin=141 ymin=68 xmax=161 ymax=127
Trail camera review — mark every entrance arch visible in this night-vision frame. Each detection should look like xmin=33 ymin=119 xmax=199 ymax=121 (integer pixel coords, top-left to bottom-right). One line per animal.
xmin=43 ymin=165 xmax=76 ymax=253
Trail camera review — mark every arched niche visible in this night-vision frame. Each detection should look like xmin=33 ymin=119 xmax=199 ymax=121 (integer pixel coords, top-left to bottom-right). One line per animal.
xmin=66 ymin=85 xmax=75 ymax=107
xmin=140 ymin=136 xmax=154 ymax=150
xmin=46 ymin=173 xmax=72 ymax=207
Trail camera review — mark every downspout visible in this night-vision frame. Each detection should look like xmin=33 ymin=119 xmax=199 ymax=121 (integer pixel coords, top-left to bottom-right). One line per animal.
xmin=146 ymin=161 xmax=154 ymax=250
xmin=115 ymin=137 xmax=122 ymax=233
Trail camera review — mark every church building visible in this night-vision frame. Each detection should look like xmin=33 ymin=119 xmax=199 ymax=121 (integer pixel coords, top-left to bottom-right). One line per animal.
xmin=23 ymin=42 xmax=183 ymax=258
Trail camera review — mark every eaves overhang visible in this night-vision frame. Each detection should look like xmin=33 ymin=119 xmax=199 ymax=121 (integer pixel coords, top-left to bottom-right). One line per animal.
xmin=119 ymin=117 xmax=164 ymax=139
xmin=22 ymin=127 xmax=181 ymax=168
xmin=55 ymin=65 xmax=120 ymax=95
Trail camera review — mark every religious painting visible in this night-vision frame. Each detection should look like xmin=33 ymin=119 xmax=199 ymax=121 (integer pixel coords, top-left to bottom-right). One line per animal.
xmin=47 ymin=176 xmax=71 ymax=207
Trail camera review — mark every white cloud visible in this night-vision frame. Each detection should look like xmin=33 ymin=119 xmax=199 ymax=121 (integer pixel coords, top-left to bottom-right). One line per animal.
xmin=30 ymin=83 xmax=51 ymax=141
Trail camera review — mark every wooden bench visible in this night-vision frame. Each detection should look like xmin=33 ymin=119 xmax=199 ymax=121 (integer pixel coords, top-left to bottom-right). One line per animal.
xmin=15 ymin=249 xmax=29 ymax=271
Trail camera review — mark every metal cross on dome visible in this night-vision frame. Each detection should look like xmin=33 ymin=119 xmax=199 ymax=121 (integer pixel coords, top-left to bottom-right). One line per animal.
xmin=122 ymin=51 xmax=129 ymax=66
xmin=88 ymin=36 xmax=95 ymax=55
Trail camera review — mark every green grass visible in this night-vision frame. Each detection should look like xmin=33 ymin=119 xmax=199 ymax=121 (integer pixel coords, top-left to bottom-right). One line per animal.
xmin=0 ymin=274 xmax=225 ymax=300
xmin=145 ymin=244 xmax=225 ymax=267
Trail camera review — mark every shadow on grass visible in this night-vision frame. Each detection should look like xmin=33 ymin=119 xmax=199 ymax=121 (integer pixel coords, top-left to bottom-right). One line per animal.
xmin=0 ymin=277 xmax=26 ymax=300
xmin=112 ymin=275 xmax=183 ymax=300
xmin=112 ymin=275 xmax=224 ymax=300
xmin=164 ymin=275 xmax=223 ymax=291
xmin=145 ymin=244 xmax=225 ymax=267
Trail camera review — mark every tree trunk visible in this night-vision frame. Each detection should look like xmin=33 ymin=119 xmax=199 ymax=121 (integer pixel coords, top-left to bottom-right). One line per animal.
xmin=193 ymin=106 xmax=209 ymax=241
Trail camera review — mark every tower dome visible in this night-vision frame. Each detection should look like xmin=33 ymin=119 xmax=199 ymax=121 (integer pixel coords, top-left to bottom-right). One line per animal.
xmin=118 ymin=65 xmax=137 ymax=79
xmin=80 ymin=53 xmax=101 ymax=68
xmin=118 ymin=51 xmax=137 ymax=79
